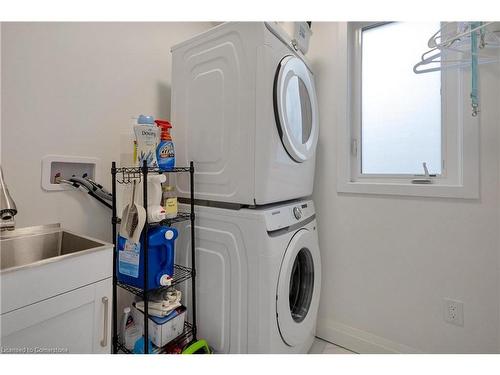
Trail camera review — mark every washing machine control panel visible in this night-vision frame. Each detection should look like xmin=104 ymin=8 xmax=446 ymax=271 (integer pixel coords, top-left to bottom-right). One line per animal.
xmin=263 ymin=200 xmax=315 ymax=232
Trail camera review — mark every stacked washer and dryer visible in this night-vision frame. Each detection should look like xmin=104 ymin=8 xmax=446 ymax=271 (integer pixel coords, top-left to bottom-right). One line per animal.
xmin=171 ymin=22 xmax=321 ymax=353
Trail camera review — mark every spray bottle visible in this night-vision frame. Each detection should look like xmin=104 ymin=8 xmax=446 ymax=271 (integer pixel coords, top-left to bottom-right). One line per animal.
xmin=155 ymin=119 xmax=175 ymax=171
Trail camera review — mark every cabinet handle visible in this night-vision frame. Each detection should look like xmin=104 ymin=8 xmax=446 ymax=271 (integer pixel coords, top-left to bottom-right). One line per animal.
xmin=100 ymin=296 xmax=109 ymax=347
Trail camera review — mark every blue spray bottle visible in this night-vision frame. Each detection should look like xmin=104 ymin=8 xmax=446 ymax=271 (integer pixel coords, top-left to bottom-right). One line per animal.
xmin=155 ymin=119 xmax=175 ymax=171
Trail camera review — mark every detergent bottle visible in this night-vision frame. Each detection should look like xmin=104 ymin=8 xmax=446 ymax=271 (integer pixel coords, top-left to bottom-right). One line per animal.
xmin=134 ymin=115 xmax=159 ymax=168
xmin=155 ymin=119 xmax=175 ymax=171
xmin=146 ymin=174 xmax=166 ymax=223
xmin=148 ymin=226 xmax=178 ymax=287
xmin=117 ymin=226 xmax=178 ymax=289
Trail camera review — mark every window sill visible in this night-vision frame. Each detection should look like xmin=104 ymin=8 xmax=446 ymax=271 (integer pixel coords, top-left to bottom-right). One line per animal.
xmin=337 ymin=180 xmax=479 ymax=199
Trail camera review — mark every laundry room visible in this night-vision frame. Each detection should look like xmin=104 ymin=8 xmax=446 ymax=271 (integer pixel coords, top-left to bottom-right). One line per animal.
xmin=1 ymin=0 xmax=500 ymax=374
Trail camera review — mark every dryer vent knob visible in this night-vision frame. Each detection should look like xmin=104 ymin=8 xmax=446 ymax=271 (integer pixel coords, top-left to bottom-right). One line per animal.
xmin=293 ymin=207 xmax=302 ymax=220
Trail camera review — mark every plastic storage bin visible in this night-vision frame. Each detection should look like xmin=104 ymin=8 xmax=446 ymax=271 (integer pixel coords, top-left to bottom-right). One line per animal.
xmin=131 ymin=305 xmax=187 ymax=348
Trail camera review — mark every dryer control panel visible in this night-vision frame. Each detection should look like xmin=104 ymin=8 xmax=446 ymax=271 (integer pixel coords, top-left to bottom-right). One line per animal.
xmin=263 ymin=200 xmax=315 ymax=232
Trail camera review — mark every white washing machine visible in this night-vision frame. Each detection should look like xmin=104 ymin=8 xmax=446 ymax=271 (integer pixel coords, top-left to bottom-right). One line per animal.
xmin=176 ymin=199 xmax=321 ymax=353
xmin=171 ymin=22 xmax=319 ymax=205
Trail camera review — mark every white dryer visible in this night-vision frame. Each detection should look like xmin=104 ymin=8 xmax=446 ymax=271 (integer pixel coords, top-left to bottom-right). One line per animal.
xmin=176 ymin=199 xmax=321 ymax=353
xmin=171 ymin=22 xmax=319 ymax=205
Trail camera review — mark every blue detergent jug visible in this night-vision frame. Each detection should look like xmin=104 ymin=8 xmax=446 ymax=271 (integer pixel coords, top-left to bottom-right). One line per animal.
xmin=117 ymin=226 xmax=178 ymax=290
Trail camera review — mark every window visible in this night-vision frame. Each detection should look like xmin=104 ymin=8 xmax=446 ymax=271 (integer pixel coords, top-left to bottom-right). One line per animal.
xmin=361 ymin=22 xmax=442 ymax=175
xmin=336 ymin=22 xmax=479 ymax=199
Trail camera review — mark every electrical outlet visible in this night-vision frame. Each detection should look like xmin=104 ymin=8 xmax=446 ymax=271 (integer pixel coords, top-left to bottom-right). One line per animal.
xmin=444 ymin=298 xmax=464 ymax=326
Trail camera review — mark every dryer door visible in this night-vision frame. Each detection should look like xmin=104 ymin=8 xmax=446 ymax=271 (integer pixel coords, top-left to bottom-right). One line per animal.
xmin=276 ymin=228 xmax=321 ymax=347
xmin=274 ymin=55 xmax=319 ymax=163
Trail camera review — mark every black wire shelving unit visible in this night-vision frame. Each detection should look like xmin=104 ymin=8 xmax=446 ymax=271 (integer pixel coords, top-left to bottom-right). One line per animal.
xmin=111 ymin=161 xmax=196 ymax=354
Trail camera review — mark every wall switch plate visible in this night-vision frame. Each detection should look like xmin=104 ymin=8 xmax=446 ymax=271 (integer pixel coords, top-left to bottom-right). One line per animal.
xmin=444 ymin=298 xmax=464 ymax=327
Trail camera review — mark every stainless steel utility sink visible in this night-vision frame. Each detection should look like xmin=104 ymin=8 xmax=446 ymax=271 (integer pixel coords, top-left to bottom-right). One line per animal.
xmin=1 ymin=223 xmax=112 ymax=315
xmin=0 ymin=223 xmax=110 ymax=273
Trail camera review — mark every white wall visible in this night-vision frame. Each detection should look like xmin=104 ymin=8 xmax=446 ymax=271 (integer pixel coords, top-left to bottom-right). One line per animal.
xmin=1 ymin=22 xmax=212 ymax=241
xmin=309 ymin=22 xmax=500 ymax=353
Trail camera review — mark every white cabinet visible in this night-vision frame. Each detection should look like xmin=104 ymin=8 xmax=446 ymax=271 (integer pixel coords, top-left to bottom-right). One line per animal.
xmin=0 ymin=278 xmax=112 ymax=354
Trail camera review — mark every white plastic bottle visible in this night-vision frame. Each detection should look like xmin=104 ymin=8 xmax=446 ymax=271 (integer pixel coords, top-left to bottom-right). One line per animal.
xmin=120 ymin=307 xmax=132 ymax=341
xmin=120 ymin=307 xmax=141 ymax=350
xmin=148 ymin=174 xmax=167 ymax=222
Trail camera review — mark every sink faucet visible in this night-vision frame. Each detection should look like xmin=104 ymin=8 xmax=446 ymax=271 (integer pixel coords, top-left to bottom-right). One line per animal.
xmin=0 ymin=166 xmax=17 ymax=231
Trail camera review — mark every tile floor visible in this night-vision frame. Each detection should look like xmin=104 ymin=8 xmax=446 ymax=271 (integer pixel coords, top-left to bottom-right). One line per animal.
xmin=309 ymin=337 xmax=356 ymax=354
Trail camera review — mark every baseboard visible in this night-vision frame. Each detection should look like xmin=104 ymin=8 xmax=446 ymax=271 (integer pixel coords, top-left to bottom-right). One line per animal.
xmin=316 ymin=318 xmax=422 ymax=354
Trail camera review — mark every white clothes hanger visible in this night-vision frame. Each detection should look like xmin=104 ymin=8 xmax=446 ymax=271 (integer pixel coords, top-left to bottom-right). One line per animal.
xmin=413 ymin=22 xmax=500 ymax=116
xmin=414 ymin=22 xmax=500 ymax=75
xmin=428 ymin=22 xmax=496 ymax=50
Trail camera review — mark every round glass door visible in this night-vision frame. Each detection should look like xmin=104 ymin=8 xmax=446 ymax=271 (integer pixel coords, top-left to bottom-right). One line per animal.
xmin=276 ymin=229 xmax=321 ymax=347
xmin=274 ymin=55 xmax=319 ymax=163
xmin=289 ymin=248 xmax=314 ymax=323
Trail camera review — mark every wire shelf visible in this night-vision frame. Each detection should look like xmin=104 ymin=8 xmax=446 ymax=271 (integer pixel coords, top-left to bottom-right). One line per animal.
xmin=117 ymin=264 xmax=193 ymax=298
xmin=152 ymin=211 xmax=192 ymax=227
xmin=112 ymin=166 xmax=192 ymax=184
xmin=116 ymin=321 xmax=195 ymax=354
xmin=115 ymin=212 xmax=191 ymax=227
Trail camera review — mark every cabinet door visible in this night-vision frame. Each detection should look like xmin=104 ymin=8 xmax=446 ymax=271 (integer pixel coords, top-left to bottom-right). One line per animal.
xmin=0 ymin=278 xmax=112 ymax=354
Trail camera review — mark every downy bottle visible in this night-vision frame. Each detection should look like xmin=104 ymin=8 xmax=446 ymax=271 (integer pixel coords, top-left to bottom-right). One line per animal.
xmin=134 ymin=115 xmax=159 ymax=167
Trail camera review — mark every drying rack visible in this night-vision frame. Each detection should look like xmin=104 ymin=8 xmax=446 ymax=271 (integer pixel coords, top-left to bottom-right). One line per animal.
xmin=111 ymin=160 xmax=196 ymax=354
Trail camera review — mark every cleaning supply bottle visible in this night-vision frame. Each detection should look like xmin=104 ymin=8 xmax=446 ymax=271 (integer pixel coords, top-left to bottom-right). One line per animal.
xmin=120 ymin=306 xmax=132 ymax=340
xmin=146 ymin=174 xmax=166 ymax=223
xmin=117 ymin=226 xmax=178 ymax=289
xmin=121 ymin=307 xmax=141 ymax=350
xmin=155 ymin=119 xmax=175 ymax=171
xmin=134 ymin=174 xmax=167 ymax=223
xmin=149 ymin=226 xmax=178 ymax=287
xmin=162 ymin=185 xmax=178 ymax=219
xmin=134 ymin=115 xmax=159 ymax=167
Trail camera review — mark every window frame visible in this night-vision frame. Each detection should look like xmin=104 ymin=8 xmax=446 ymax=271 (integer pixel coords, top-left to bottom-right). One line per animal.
xmin=336 ymin=22 xmax=479 ymax=199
